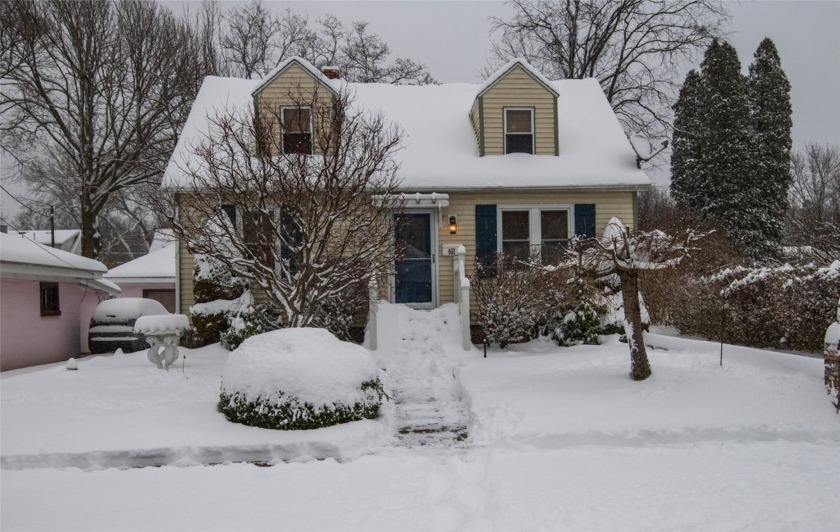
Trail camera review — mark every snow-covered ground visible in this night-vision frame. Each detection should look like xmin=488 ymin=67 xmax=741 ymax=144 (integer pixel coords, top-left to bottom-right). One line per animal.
xmin=2 ymin=306 xmax=838 ymax=531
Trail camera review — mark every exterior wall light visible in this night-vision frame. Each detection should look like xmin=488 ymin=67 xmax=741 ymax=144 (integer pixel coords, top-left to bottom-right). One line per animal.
xmin=449 ymin=215 xmax=458 ymax=235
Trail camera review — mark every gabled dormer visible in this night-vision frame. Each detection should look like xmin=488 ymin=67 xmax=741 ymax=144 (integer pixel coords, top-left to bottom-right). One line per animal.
xmin=251 ymin=58 xmax=340 ymax=155
xmin=470 ymin=59 xmax=559 ymax=157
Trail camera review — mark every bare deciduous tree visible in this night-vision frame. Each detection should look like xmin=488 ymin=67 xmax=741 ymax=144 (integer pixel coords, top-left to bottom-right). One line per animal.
xmin=560 ymin=218 xmax=706 ymax=380
xmin=216 ymin=1 xmax=435 ymax=84
xmin=163 ymin=89 xmax=403 ymax=328
xmin=221 ymin=1 xmax=311 ymax=79
xmin=488 ymin=0 xmax=727 ymax=136
xmin=788 ymin=143 xmax=840 ymax=263
xmin=0 ymin=0 xmax=204 ymax=259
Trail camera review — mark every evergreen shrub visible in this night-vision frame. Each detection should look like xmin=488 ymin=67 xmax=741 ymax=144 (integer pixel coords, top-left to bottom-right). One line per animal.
xmin=218 ymin=379 xmax=386 ymax=431
xmin=220 ymin=304 xmax=279 ymax=351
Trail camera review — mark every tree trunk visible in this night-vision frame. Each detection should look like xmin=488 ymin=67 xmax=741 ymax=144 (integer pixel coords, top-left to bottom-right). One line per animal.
xmin=80 ymin=193 xmax=100 ymax=260
xmin=619 ymin=269 xmax=652 ymax=381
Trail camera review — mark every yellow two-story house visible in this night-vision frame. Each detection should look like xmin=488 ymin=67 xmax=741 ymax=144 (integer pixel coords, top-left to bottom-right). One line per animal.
xmin=164 ymin=57 xmax=649 ymax=327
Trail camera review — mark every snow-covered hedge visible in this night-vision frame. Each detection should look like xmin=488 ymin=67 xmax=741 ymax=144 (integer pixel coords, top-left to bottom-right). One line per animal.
xmin=674 ymin=261 xmax=840 ymax=352
xmin=218 ymin=328 xmax=386 ymax=430
xmin=190 ymin=254 xmax=249 ymax=344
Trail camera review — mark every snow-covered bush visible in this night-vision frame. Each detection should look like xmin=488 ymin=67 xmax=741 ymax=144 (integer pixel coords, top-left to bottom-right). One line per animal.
xmin=472 ymin=254 xmax=566 ymax=348
xmin=190 ymin=254 xmax=249 ymax=344
xmin=218 ymin=328 xmax=387 ymax=430
xmin=550 ymin=297 xmax=602 ymax=346
xmin=674 ymin=261 xmax=840 ymax=351
xmin=544 ymin=279 xmax=605 ymax=346
xmin=220 ymin=304 xmax=278 ymax=351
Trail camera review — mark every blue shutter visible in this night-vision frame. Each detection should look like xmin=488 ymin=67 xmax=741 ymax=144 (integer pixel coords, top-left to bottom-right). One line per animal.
xmin=475 ymin=204 xmax=497 ymax=277
xmin=574 ymin=204 xmax=596 ymax=238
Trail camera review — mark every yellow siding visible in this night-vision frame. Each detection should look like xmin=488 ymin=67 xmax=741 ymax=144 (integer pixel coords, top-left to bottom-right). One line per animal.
xmin=179 ymin=190 xmax=637 ymax=319
xmin=435 ymin=191 xmax=635 ymax=313
xmin=179 ymin=244 xmax=195 ymax=312
xmin=469 ymin=99 xmax=480 ymax=148
xmin=256 ymin=63 xmax=334 ymax=156
xmin=480 ymin=66 xmax=557 ymax=156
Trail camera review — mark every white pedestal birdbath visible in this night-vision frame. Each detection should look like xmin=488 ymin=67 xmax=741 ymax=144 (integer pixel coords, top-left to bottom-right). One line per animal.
xmin=134 ymin=314 xmax=190 ymax=371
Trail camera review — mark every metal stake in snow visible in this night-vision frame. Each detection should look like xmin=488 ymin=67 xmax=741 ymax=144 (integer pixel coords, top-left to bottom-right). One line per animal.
xmin=720 ymin=302 xmax=729 ymax=367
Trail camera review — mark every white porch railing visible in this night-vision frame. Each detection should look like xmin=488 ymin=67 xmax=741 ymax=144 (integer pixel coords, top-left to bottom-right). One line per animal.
xmin=453 ymin=246 xmax=472 ymax=351
xmin=367 ymin=276 xmax=379 ymax=351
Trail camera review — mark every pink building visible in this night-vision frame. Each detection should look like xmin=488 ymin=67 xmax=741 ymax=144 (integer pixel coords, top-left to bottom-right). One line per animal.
xmin=103 ymin=244 xmax=176 ymax=313
xmin=0 ymin=232 xmax=120 ymax=372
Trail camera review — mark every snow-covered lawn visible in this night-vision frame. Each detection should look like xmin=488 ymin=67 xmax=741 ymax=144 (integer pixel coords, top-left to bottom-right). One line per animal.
xmin=2 ymin=318 xmax=838 ymax=531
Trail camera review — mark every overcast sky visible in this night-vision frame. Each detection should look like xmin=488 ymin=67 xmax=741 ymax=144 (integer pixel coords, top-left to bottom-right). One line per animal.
xmin=2 ymin=0 xmax=839 ymax=220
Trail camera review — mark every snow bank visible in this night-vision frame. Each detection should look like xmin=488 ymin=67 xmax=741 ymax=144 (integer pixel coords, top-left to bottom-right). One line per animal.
xmin=221 ymin=328 xmax=380 ymax=408
xmin=92 ymin=298 xmax=168 ymax=323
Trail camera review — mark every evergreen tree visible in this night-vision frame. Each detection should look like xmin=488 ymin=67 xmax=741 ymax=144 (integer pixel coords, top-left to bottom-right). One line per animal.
xmin=670 ymin=69 xmax=705 ymax=209
xmin=690 ymin=40 xmax=769 ymax=260
xmin=747 ymin=38 xmax=792 ymax=255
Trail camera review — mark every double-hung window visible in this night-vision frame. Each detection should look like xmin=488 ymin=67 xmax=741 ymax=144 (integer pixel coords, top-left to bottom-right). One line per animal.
xmin=504 ymin=108 xmax=534 ymax=154
xmin=499 ymin=206 xmax=571 ymax=264
xmin=281 ymin=106 xmax=312 ymax=154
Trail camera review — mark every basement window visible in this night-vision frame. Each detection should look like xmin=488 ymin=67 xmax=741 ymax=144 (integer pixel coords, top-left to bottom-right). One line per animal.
xmin=40 ymin=282 xmax=61 ymax=316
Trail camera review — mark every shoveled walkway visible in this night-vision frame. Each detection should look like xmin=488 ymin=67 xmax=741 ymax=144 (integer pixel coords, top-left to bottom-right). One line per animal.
xmin=373 ymin=303 xmax=473 ymax=447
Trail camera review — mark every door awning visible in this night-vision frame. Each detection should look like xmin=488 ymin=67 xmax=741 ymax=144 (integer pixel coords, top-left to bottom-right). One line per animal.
xmin=373 ymin=192 xmax=450 ymax=209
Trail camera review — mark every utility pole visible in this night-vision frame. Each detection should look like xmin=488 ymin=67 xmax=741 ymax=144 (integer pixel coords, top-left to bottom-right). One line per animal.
xmin=50 ymin=205 xmax=55 ymax=248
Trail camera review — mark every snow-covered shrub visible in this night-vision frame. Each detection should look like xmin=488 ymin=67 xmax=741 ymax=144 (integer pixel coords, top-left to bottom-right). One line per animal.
xmin=218 ymin=328 xmax=387 ymax=430
xmin=472 ymin=254 xmax=565 ymax=348
xmin=542 ymin=279 xmax=606 ymax=346
xmin=190 ymin=254 xmax=249 ymax=344
xmin=674 ymin=261 xmax=840 ymax=351
xmin=551 ymin=297 xmax=602 ymax=346
xmin=220 ymin=304 xmax=279 ymax=351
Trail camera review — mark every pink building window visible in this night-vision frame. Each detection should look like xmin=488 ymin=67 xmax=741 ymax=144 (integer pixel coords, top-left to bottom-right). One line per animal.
xmin=40 ymin=282 xmax=61 ymax=316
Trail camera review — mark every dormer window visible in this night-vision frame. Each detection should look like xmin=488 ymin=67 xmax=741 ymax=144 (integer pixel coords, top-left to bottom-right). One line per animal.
xmin=504 ymin=108 xmax=534 ymax=154
xmin=282 ymin=106 xmax=312 ymax=154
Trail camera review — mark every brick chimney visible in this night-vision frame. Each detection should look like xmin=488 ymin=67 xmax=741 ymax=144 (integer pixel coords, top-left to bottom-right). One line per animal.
xmin=321 ymin=66 xmax=341 ymax=80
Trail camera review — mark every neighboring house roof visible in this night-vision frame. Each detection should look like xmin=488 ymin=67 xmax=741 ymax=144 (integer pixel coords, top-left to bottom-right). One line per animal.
xmin=0 ymin=232 xmax=119 ymax=295
xmin=163 ymin=57 xmax=649 ymax=192
xmin=15 ymin=229 xmax=81 ymax=254
xmin=149 ymin=229 xmax=176 ymax=253
xmin=104 ymin=244 xmax=176 ymax=286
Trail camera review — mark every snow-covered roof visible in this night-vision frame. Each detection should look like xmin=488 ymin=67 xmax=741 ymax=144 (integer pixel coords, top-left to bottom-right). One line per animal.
xmin=104 ymin=244 xmax=176 ymax=285
xmin=149 ymin=229 xmax=176 ymax=253
xmin=15 ymin=229 xmax=81 ymax=253
xmin=1 ymin=232 xmax=105 ymax=273
xmin=163 ymin=58 xmax=649 ymax=191
xmin=0 ymin=233 xmax=117 ymax=293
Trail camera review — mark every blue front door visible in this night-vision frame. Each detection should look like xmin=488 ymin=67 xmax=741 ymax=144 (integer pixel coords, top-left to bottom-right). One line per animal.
xmin=395 ymin=212 xmax=434 ymax=306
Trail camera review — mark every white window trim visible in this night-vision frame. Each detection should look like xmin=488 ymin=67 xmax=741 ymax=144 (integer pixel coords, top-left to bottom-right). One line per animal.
xmin=503 ymin=107 xmax=535 ymax=155
xmin=497 ymin=205 xmax=574 ymax=254
xmin=280 ymin=105 xmax=313 ymax=154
